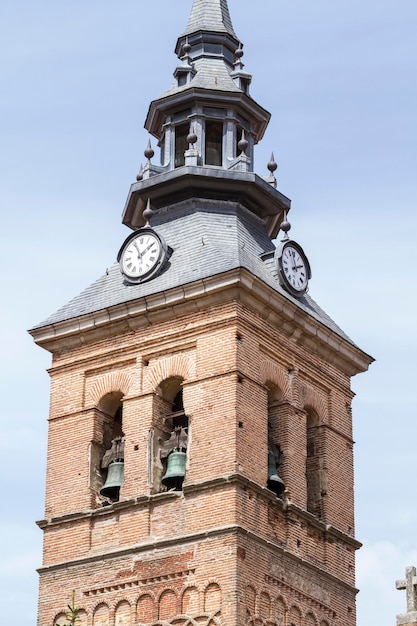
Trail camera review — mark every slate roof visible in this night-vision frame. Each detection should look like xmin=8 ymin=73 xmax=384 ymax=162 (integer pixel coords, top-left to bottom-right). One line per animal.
xmin=162 ymin=57 xmax=242 ymax=98
xmin=183 ymin=0 xmax=237 ymax=38
xmin=32 ymin=200 xmax=354 ymax=347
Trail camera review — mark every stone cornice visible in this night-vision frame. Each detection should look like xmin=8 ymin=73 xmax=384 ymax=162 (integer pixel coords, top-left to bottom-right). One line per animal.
xmin=37 ymin=473 xmax=360 ymax=551
xmin=145 ymin=89 xmax=271 ymax=147
xmin=29 ymin=268 xmax=373 ymax=375
xmin=122 ymin=166 xmax=288 ymax=237
xmin=38 ymin=519 xmax=357 ymax=602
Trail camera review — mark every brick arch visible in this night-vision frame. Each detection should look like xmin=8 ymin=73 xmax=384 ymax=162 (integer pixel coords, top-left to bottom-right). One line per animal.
xmin=204 ymin=619 xmax=223 ymax=626
xmin=114 ymin=600 xmax=133 ymax=626
xmin=137 ymin=593 xmax=157 ymax=624
xmin=112 ymin=596 xmax=133 ymax=611
xmin=203 ymin=582 xmax=222 ymax=614
xmin=260 ymin=359 xmax=291 ymax=401
xmin=146 ymin=354 xmax=195 ymax=392
xmin=299 ymin=383 xmax=328 ymax=421
xmin=245 ymin=585 xmax=256 ymax=616
xmin=53 ymin=612 xmax=88 ymax=626
xmin=93 ymin=603 xmax=110 ymax=626
xmin=182 ymin=585 xmax=200 ymax=615
xmin=143 ymin=617 xmax=223 ymax=626
xmin=88 ymin=371 xmax=132 ymax=407
xmin=158 ymin=589 xmax=179 ymax=621
xmin=172 ymin=618 xmax=223 ymax=626
xmin=288 ymin=604 xmax=303 ymax=626
xmin=305 ymin=612 xmax=318 ymax=626
xmin=258 ymin=592 xmax=271 ymax=619
xmin=273 ymin=595 xmax=287 ymax=626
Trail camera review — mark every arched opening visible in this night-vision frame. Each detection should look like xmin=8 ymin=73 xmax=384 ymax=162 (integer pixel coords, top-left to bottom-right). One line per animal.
xmin=151 ymin=378 xmax=189 ymax=492
xmin=90 ymin=391 xmax=124 ymax=504
xmin=175 ymin=122 xmax=189 ymax=168
xmin=266 ymin=383 xmax=285 ymax=497
xmin=205 ymin=120 xmax=223 ymax=165
xmin=306 ymin=408 xmax=326 ymax=518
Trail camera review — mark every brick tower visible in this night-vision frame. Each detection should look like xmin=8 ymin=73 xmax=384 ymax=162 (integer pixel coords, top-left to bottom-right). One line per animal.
xmin=30 ymin=2 xmax=373 ymax=626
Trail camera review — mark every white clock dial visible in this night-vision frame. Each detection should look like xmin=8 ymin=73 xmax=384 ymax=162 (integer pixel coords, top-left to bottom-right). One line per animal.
xmin=119 ymin=230 xmax=165 ymax=282
xmin=282 ymin=245 xmax=308 ymax=291
xmin=276 ymin=240 xmax=311 ymax=297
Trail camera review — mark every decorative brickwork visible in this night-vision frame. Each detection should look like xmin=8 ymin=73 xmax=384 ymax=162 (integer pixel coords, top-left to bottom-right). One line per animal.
xmin=145 ymin=353 xmax=196 ymax=393
xmin=35 ymin=300 xmax=366 ymax=626
xmin=86 ymin=370 xmax=133 ymax=408
xmin=259 ymin=358 xmax=291 ymax=401
xmin=52 ymin=579 xmax=222 ymax=626
xmin=298 ymin=382 xmax=328 ymax=421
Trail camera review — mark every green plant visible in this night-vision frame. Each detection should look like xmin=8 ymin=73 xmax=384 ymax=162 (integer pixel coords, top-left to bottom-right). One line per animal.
xmin=56 ymin=590 xmax=81 ymax=626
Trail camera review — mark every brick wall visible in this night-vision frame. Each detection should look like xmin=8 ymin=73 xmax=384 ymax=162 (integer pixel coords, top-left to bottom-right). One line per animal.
xmin=38 ymin=298 xmax=360 ymax=626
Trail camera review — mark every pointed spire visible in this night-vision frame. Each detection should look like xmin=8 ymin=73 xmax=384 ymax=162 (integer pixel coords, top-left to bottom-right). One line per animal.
xmin=183 ymin=0 xmax=237 ymax=39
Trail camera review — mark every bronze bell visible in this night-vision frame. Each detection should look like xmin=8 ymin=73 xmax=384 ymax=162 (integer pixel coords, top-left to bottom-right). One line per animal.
xmin=161 ymin=450 xmax=186 ymax=490
xmin=100 ymin=460 xmax=124 ymax=499
xmin=267 ymin=449 xmax=285 ymax=496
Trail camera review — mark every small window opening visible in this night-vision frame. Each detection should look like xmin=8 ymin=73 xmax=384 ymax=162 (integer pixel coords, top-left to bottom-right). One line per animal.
xmin=177 ymin=72 xmax=187 ymax=87
xmin=266 ymin=385 xmax=285 ymax=498
xmin=99 ymin=398 xmax=124 ymax=503
xmin=160 ymin=390 xmax=189 ymax=491
xmin=306 ymin=411 xmax=325 ymax=518
xmin=205 ymin=120 xmax=223 ymax=166
xmin=268 ymin=439 xmax=285 ymax=497
xmin=175 ymin=123 xmax=189 ymax=168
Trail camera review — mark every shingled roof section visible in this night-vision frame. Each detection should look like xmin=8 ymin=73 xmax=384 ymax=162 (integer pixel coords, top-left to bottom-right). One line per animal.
xmin=161 ymin=57 xmax=242 ymax=98
xmin=183 ymin=0 xmax=237 ymax=38
xmin=32 ymin=199 xmax=354 ymax=349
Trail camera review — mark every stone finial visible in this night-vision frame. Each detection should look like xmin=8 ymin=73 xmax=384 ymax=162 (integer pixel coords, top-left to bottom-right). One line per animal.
xmin=144 ymin=140 xmax=154 ymax=162
xmin=235 ymin=44 xmax=244 ymax=60
xmin=396 ymin=566 xmax=417 ymax=626
xmin=187 ymin=124 xmax=198 ymax=146
xmin=234 ymin=44 xmax=244 ymax=70
xmin=268 ymin=152 xmax=278 ymax=174
xmin=182 ymin=39 xmax=191 ymax=57
xmin=136 ymin=163 xmax=144 ymax=181
xmin=238 ymin=130 xmax=249 ymax=155
xmin=143 ymin=198 xmax=155 ymax=226
xmin=184 ymin=123 xmax=199 ymax=166
xmin=280 ymin=210 xmax=291 ymax=241
xmin=262 ymin=152 xmax=278 ymax=188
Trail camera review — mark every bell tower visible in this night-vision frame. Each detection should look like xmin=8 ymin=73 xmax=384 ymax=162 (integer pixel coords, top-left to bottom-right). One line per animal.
xmin=30 ymin=2 xmax=373 ymax=626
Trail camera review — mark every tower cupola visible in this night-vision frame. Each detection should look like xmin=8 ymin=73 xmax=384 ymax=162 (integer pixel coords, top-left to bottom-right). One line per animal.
xmin=144 ymin=0 xmax=270 ymax=175
xmin=124 ymin=0 xmax=289 ymax=238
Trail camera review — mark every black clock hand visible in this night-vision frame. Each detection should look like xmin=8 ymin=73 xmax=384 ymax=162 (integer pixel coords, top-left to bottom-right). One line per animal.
xmin=133 ymin=241 xmax=142 ymax=259
xmin=143 ymin=242 xmax=155 ymax=256
xmin=133 ymin=241 xmax=154 ymax=260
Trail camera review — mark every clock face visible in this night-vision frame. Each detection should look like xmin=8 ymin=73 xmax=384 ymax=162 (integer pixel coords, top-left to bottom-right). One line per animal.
xmin=118 ymin=230 xmax=165 ymax=283
xmin=277 ymin=241 xmax=311 ymax=297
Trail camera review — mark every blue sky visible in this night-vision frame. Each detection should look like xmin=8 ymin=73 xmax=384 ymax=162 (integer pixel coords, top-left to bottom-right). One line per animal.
xmin=1 ymin=1 xmax=416 ymax=625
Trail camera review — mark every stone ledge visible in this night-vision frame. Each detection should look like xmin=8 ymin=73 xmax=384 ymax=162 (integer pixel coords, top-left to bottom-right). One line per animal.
xmin=29 ymin=268 xmax=373 ymax=376
xmin=397 ymin=613 xmax=417 ymax=626
xmin=37 ymin=472 xmax=360 ymax=551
